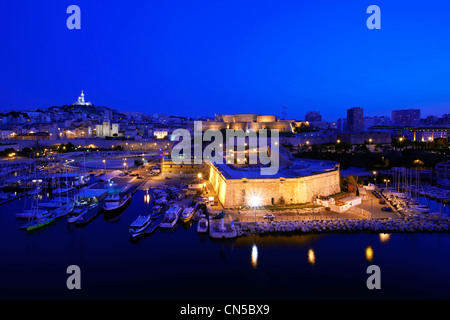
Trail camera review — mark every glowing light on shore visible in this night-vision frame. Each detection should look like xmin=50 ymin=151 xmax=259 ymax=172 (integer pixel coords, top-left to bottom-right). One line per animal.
xmin=144 ymin=193 xmax=151 ymax=204
xmin=251 ymin=244 xmax=258 ymax=269
xmin=379 ymin=233 xmax=390 ymax=243
xmin=308 ymin=248 xmax=316 ymax=265
xmin=248 ymin=194 xmax=262 ymax=208
xmin=365 ymin=246 xmax=374 ymax=262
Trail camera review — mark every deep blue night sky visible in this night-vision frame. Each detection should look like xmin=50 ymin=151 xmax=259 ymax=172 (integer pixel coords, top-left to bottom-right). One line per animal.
xmin=1 ymin=0 xmax=450 ymax=120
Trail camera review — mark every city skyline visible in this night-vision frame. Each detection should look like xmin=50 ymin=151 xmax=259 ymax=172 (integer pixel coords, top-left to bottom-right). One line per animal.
xmin=1 ymin=1 xmax=450 ymax=120
xmin=1 ymin=89 xmax=448 ymax=123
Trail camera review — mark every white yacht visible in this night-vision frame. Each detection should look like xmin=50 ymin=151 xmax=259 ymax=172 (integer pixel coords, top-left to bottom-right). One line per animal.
xmin=159 ymin=205 xmax=182 ymax=228
xmin=102 ymin=193 xmax=131 ymax=213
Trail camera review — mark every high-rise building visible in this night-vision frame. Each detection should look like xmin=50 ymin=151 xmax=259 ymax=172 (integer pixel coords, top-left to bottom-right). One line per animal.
xmin=305 ymin=111 xmax=322 ymax=122
xmin=363 ymin=116 xmax=391 ymax=131
xmin=347 ymin=107 xmax=364 ymax=132
xmin=95 ymin=124 xmax=103 ymax=137
xmin=337 ymin=118 xmax=347 ymax=132
xmin=391 ymin=109 xmax=420 ymax=127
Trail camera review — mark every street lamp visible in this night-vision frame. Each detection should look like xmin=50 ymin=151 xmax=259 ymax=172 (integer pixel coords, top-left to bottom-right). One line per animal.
xmin=370 ymin=191 xmax=374 ymax=219
xmin=103 ymin=159 xmax=106 ymax=172
xmin=384 ymin=179 xmax=390 ymax=191
xmin=249 ymin=193 xmax=261 ymax=226
xmin=373 ymin=171 xmax=377 ymax=185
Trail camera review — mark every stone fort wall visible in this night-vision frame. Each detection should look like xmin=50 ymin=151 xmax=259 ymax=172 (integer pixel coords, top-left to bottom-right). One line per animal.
xmin=209 ymin=164 xmax=341 ymax=209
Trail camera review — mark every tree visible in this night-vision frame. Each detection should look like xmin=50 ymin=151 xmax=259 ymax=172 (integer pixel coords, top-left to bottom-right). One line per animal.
xmin=0 ymin=148 xmax=16 ymax=157
xmin=335 ymin=142 xmax=352 ymax=154
xmin=58 ymin=142 xmax=75 ymax=153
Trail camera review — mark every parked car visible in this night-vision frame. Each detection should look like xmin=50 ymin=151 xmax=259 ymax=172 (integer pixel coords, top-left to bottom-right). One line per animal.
xmin=263 ymin=213 xmax=275 ymax=221
xmin=381 ymin=206 xmax=393 ymax=212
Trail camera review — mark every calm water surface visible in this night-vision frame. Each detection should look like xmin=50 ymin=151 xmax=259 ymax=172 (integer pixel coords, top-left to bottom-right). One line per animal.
xmin=0 ymin=190 xmax=449 ymax=299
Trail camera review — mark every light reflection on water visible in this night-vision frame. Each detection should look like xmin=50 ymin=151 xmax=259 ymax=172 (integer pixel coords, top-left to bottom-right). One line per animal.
xmin=251 ymin=244 xmax=258 ymax=269
xmin=379 ymin=233 xmax=390 ymax=243
xmin=144 ymin=192 xmax=151 ymax=204
xmin=1 ymin=191 xmax=450 ymax=299
xmin=365 ymin=245 xmax=374 ymax=262
xmin=308 ymin=248 xmax=316 ymax=265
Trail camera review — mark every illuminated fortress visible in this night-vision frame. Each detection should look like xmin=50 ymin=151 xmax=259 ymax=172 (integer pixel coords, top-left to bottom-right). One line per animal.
xmin=208 ymin=148 xmax=341 ymax=209
xmin=201 ymin=114 xmax=295 ymax=133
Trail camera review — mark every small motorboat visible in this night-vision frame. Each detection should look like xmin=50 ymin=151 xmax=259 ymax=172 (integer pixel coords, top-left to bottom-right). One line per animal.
xmin=180 ymin=207 xmax=195 ymax=223
xmin=197 ymin=215 xmax=209 ymax=233
xmin=129 ymin=215 xmax=152 ymax=234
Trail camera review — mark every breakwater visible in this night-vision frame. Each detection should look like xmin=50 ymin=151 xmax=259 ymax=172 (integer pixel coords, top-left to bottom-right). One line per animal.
xmin=235 ymin=217 xmax=450 ymax=237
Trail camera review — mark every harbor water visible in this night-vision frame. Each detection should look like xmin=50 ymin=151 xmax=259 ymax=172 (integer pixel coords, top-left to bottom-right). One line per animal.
xmin=1 ymin=190 xmax=450 ymax=299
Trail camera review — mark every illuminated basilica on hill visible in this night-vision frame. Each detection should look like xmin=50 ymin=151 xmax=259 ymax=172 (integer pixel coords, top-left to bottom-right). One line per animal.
xmin=73 ymin=90 xmax=92 ymax=106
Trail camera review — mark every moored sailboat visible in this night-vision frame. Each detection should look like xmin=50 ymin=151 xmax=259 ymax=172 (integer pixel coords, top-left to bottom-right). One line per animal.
xmin=53 ymin=201 xmax=75 ymax=218
xmin=25 ymin=215 xmax=56 ymax=231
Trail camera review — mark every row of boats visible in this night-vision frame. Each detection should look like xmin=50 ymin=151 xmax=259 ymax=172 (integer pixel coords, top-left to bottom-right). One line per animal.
xmin=17 ymin=200 xmax=100 ymax=231
xmin=383 ymin=188 xmax=443 ymax=216
xmin=417 ymin=186 xmax=450 ymax=203
xmin=16 ymin=191 xmax=133 ymax=231
xmin=129 ymin=202 xmax=209 ymax=240
xmin=16 ymin=182 xmax=210 ymax=236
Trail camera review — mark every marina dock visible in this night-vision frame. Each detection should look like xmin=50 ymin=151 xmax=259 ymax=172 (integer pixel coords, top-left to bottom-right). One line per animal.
xmin=0 ymin=193 xmax=26 ymax=206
